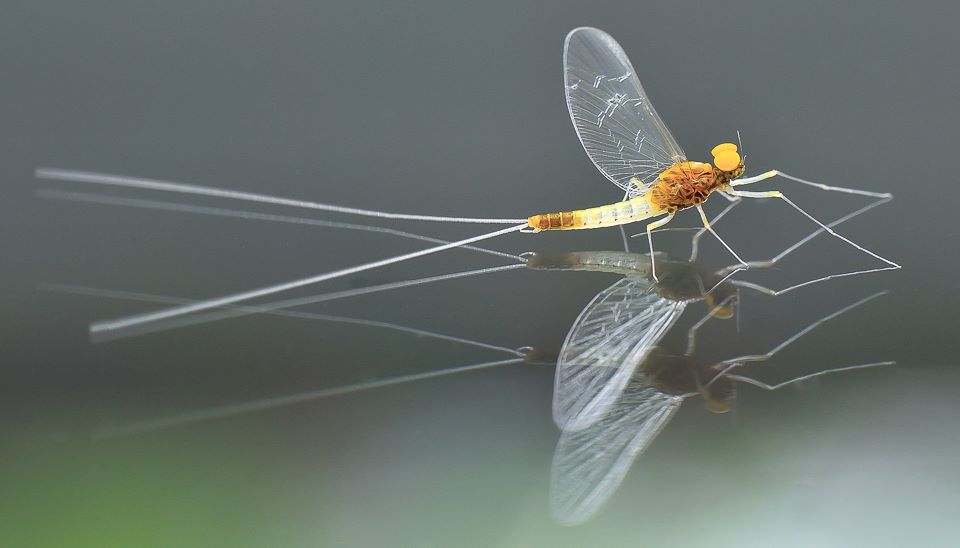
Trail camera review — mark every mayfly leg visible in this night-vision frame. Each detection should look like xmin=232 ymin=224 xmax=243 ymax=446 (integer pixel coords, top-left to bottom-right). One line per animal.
xmin=695 ymin=204 xmax=748 ymax=269
xmin=724 ymin=198 xmax=899 ymax=294
xmin=734 ymin=169 xmax=892 ymax=199
xmin=711 ymin=191 xmax=895 ymax=296
xmin=618 ymin=190 xmax=632 ymax=253
xmin=729 ymin=169 xmax=901 ymax=270
xmin=706 ymin=291 xmax=887 ymax=386
xmin=724 ymin=186 xmax=900 ymax=296
xmin=689 ymin=197 xmax=741 ymax=262
xmin=729 ymin=188 xmax=899 ymax=268
xmin=715 ymin=192 xmax=892 ymax=279
xmin=644 ymin=212 xmax=674 ymax=281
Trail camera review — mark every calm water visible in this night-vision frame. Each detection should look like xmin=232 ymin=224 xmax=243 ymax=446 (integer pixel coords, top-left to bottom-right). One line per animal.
xmin=5 ymin=2 xmax=959 ymax=547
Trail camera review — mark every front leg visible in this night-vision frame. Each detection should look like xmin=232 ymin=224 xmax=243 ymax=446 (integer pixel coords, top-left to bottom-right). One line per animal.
xmin=733 ymin=169 xmax=892 ymax=199
xmin=714 ymin=192 xmax=893 ymax=280
xmin=727 ymin=189 xmax=901 ymax=269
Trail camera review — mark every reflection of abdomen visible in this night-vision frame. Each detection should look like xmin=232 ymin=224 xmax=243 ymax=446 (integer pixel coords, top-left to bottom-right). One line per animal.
xmin=527 ymin=196 xmax=661 ymax=231
xmin=525 ymin=251 xmax=653 ymax=278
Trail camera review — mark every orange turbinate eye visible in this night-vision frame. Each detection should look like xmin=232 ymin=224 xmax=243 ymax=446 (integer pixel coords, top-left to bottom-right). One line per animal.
xmin=711 ymin=142 xmax=738 ymax=156
xmin=713 ymin=150 xmax=741 ymax=171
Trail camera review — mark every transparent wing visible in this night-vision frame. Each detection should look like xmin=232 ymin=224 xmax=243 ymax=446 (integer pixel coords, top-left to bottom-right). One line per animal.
xmin=564 ymin=27 xmax=686 ymax=197
xmin=550 ymin=385 xmax=682 ymax=525
xmin=553 ymin=277 xmax=686 ymax=431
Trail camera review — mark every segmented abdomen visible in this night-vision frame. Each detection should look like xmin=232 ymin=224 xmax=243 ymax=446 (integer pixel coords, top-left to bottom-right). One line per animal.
xmin=527 ymin=196 xmax=660 ymax=231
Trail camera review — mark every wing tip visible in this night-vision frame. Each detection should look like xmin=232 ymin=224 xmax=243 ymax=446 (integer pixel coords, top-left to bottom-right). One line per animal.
xmin=565 ymin=27 xmax=617 ymax=50
xmin=566 ymin=26 xmax=607 ymax=40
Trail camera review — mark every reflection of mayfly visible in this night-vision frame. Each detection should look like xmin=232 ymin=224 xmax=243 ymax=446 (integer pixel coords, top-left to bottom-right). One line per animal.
xmin=526 ymin=247 xmax=884 ymax=433
xmin=59 ymin=244 xmax=889 ymax=443
xmin=36 ymin=27 xmax=899 ymax=334
xmin=47 ymin=240 xmax=891 ymax=526
xmin=546 ymin=287 xmax=890 ymax=526
xmin=528 ymin=250 xmax=739 ymax=432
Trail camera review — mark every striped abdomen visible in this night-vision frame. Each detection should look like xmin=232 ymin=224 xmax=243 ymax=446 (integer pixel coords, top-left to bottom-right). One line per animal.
xmin=527 ymin=196 xmax=662 ymax=231
xmin=525 ymin=251 xmax=656 ymax=277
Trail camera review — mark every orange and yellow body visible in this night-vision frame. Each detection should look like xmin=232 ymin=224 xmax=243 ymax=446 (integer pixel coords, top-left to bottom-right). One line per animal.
xmin=526 ymin=195 xmax=660 ymax=231
xmin=527 ymin=155 xmax=745 ymax=232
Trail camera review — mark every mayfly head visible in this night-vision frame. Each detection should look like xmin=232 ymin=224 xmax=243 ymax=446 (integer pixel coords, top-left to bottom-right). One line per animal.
xmin=711 ymin=142 xmax=745 ymax=180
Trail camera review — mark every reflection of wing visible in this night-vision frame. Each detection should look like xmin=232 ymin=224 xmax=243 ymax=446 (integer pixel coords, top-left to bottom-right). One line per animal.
xmin=564 ymin=27 xmax=686 ymax=197
xmin=553 ymin=277 xmax=685 ymax=431
xmin=550 ymin=385 xmax=682 ymax=525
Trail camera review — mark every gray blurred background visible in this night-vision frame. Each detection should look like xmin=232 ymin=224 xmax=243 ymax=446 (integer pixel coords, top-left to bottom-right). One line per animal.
xmin=3 ymin=1 xmax=959 ymax=546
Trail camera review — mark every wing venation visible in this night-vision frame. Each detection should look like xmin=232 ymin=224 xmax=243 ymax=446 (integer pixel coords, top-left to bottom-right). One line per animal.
xmin=564 ymin=27 xmax=686 ymax=197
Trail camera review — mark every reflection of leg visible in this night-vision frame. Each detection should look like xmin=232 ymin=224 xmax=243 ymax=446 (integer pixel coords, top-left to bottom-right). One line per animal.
xmin=685 ymin=306 xmax=713 ymax=356
xmin=709 ymin=291 xmax=886 ymax=382
xmin=684 ymin=291 xmax=738 ymax=356
xmin=730 ymin=262 xmax=894 ymax=296
xmin=689 ymin=198 xmax=741 ymax=262
xmin=727 ymin=361 xmax=893 ymax=390
xmin=696 ymin=204 xmax=747 ymax=267
xmin=645 ymin=212 xmax=675 ymax=282
xmin=716 ymin=190 xmax=740 ymax=202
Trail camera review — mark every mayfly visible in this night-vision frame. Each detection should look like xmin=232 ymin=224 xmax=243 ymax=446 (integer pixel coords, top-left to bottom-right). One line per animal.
xmin=527 ymin=27 xmax=898 ymax=281
xmin=39 ymin=183 xmax=886 ymax=344
xmin=35 ymin=27 xmax=898 ymax=332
